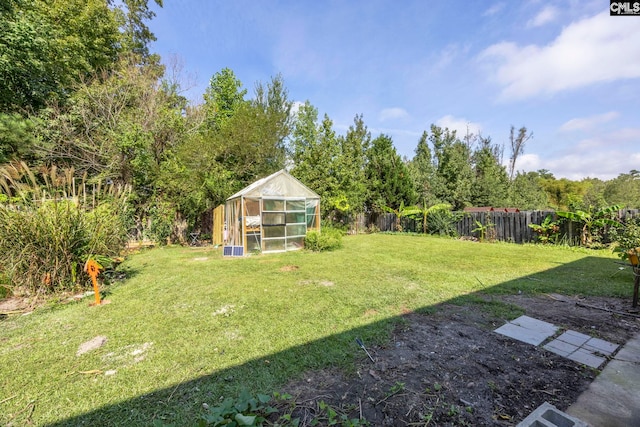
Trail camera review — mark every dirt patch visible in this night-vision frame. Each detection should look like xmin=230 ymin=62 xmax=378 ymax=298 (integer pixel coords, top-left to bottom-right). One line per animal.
xmin=280 ymin=265 xmax=300 ymax=272
xmin=0 ymin=297 xmax=29 ymax=314
xmin=281 ymin=294 xmax=640 ymax=426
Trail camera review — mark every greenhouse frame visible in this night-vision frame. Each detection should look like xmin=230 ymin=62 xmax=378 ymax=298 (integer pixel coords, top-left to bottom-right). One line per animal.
xmin=223 ymin=170 xmax=321 ymax=256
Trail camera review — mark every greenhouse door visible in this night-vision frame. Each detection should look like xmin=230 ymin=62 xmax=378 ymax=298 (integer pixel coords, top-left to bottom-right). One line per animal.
xmin=261 ymin=198 xmax=307 ymax=252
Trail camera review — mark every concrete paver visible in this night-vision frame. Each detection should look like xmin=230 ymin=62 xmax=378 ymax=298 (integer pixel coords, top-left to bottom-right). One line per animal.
xmin=566 ymin=347 xmax=606 ymax=369
xmin=543 ymin=339 xmax=577 ymax=357
xmin=556 ymin=330 xmax=590 ymax=346
xmin=543 ymin=332 xmax=618 ymax=369
xmin=567 ymin=332 xmax=640 ymax=426
xmin=494 ymin=315 xmax=558 ymax=345
xmin=494 ymin=316 xmax=640 ymax=426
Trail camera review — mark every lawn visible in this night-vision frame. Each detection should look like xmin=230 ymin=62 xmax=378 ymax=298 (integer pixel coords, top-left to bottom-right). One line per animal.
xmin=0 ymin=233 xmax=631 ymax=426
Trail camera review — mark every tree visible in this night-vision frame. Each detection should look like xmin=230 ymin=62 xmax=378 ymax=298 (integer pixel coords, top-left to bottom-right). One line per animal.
xmin=35 ymin=58 xmax=181 ymax=187
xmin=408 ymin=131 xmax=438 ymax=206
xmin=604 ymin=171 xmax=640 ymax=209
xmin=0 ymin=0 xmax=161 ymax=115
xmin=507 ymin=171 xmax=549 ymax=210
xmin=0 ymin=113 xmax=37 ymax=163
xmin=111 ymin=0 xmax=164 ymax=59
xmin=365 ymin=134 xmax=415 ymax=212
xmin=337 ymin=114 xmax=370 ymax=214
xmin=472 ymin=136 xmax=509 ymax=207
xmin=165 ymin=73 xmax=293 ymax=221
xmin=429 ymin=125 xmax=473 ymax=210
xmin=508 ymin=126 xmax=532 ymax=180
xmin=203 ymin=68 xmax=248 ymax=131
xmin=0 ymin=0 xmax=122 ymax=113
xmin=540 ymin=176 xmax=590 ymax=210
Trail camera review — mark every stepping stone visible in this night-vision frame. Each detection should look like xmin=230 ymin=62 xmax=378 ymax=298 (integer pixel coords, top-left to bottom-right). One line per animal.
xmin=544 ymin=330 xmax=619 ymax=369
xmin=494 ymin=315 xmax=558 ymax=345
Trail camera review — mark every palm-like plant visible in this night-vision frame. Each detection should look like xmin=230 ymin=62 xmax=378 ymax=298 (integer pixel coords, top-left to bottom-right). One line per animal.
xmin=403 ymin=201 xmax=452 ymax=234
xmin=557 ymin=205 xmax=622 ymax=246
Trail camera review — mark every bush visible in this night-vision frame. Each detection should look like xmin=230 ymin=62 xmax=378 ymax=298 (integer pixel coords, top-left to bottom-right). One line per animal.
xmin=0 ymin=199 xmax=128 ymax=294
xmin=609 ymin=218 xmax=640 ymax=261
xmin=305 ymin=228 xmax=343 ymax=252
xmin=427 ymin=209 xmax=462 ymax=237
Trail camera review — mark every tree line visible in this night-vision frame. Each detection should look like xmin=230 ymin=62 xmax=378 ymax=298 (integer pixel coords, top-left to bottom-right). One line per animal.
xmin=1 ymin=0 xmax=639 ymax=242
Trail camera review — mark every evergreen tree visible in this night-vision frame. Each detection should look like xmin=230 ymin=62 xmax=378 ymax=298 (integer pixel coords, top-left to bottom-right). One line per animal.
xmin=365 ymin=134 xmax=415 ymax=212
xmin=408 ymin=130 xmax=438 ymax=206
xmin=337 ymin=114 xmax=370 ymax=214
xmin=472 ymin=136 xmax=509 ymax=207
xmin=430 ymin=125 xmax=473 ymax=210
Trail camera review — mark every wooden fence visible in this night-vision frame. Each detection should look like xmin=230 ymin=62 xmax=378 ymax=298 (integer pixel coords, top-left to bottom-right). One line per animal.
xmin=348 ymin=209 xmax=640 ymax=244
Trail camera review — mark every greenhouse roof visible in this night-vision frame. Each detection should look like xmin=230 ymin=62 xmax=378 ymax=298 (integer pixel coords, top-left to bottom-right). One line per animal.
xmin=227 ymin=170 xmax=320 ymax=200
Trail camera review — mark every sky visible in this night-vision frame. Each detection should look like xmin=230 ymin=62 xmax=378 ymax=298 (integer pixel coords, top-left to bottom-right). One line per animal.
xmin=148 ymin=0 xmax=640 ymax=181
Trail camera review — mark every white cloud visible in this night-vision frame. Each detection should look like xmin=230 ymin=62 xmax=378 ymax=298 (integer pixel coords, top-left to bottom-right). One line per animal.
xmin=479 ymin=12 xmax=640 ymax=100
xmin=515 ymin=127 xmax=640 ymax=179
xmin=527 ymin=6 xmax=559 ymax=28
xmin=379 ymin=107 xmax=410 ymax=122
xmin=435 ymin=115 xmax=482 ymax=139
xmin=483 ymin=3 xmax=505 ymax=17
xmin=540 ymin=150 xmax=640 ymax=180
xmin=513 ymin=153 xmax=542 ymax=172
xmin=559 ymin=111 xmax=619 ymax=132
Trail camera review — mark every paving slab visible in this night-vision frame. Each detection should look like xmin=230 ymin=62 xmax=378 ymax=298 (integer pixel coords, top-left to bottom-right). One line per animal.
xmin=543 ymin=339 xmax=578 ymax=357
xmin=494 ymin=315 xmax=558 ymax=346
xmin=583 ymin=337 xmax=618 ymax=355
xmin=543 ymin=331 xmax=618 ymax=369
xmin=566 ymin=347 xmax=606 ymax=369
xmin=567 ymin=332 xmax=640 ymax=427
xmin=555 ymin=330 xmax=590 ymax=347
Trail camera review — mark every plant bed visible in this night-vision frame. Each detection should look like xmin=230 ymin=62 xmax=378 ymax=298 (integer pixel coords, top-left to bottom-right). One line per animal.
xmin=279 ymin=294 xmax=640 ymax=426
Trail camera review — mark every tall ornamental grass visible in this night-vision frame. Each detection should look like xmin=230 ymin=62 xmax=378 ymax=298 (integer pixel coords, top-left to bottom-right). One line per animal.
xmin=0 ymin=163 xmax=129 ymax=295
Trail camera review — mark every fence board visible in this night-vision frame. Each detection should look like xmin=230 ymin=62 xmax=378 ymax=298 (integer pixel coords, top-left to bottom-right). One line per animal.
xmin=334 ymin=209 xmax=640 ymax=244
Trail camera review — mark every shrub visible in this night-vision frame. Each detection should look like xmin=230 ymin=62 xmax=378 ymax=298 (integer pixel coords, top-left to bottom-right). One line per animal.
xmin=305 ymin=228 xmax=343 ymax=252
xmin=427 ymin=209 xmax=461 ymax=237
xmin=609 ymin=218 xmax=640 ymax=261
xmin=0 ymin=163 xmax=130 ymax=294
xmin=0 ymin=199 xmax=128 ymax=294
xmin=146 ymin=201 xmax=176 ymax=244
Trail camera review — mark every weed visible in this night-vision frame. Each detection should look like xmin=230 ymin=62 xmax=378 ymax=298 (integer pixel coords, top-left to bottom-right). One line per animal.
xmin=388 ymin=381 xmax=406 ymax=396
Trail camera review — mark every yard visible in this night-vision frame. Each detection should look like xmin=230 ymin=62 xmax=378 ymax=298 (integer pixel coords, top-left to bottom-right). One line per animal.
xmin=1 ymin=234 xmax=639 ymax=426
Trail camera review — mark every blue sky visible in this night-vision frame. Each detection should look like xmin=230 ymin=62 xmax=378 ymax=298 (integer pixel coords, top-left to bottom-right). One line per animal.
xmin=148 ymin=0 xmax=640 ymax=180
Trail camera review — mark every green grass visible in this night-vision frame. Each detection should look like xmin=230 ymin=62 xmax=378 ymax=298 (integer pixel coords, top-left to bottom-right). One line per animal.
xmin=0 ymin=234 xmax=632 ymax=426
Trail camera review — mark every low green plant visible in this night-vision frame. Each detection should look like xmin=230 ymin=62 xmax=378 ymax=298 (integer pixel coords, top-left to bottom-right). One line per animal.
xmin=387 ymin=381 xmax=406 ymax=396
xmin=305 ymin=228 xmax=343 ymax=252
xmin=609 ymin=218 xmax=640 ymax=262
xmin=557 ymin=204 xmax=622 ymax=247
xmin=472 ymin=219 xmax=495 ymax=242
xmin=528 ymin=214 xmax=560 ymax=244
xmin=197 ymin=392 xmax=368 ymax=427
xmin=317 ymin=400 xmax=368 ymax=426
xmin=199 ymin=390 xmax=280 ymax=426
xmin=426 ymin=209 xmax=461 ymax=237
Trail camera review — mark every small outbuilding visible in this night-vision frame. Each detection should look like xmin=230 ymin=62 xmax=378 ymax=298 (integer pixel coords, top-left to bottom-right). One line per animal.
xmin=223 ymin=170 xmax=321 ymax=256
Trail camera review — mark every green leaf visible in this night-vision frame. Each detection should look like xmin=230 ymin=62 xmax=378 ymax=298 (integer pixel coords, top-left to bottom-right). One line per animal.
xmin=257 ymin=393 xmax=271 ymax=404
xmin=234 ymin=413 xmax=257 ymax=426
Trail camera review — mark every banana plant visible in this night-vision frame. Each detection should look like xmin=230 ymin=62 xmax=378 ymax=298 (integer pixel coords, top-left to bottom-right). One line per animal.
xmin=557 ymin=205 xmax=623 ymax=246
xmin=403 ymin=201 xmax=452 ymax=234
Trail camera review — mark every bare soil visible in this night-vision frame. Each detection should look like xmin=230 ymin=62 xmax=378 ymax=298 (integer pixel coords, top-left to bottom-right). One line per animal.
xmin=281 ymin=294 xmax=640 ymax=426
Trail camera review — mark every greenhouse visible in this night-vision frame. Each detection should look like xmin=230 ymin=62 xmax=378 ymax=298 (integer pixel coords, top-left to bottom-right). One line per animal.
xmin=223 ymin=170 xmax=321 ymax=256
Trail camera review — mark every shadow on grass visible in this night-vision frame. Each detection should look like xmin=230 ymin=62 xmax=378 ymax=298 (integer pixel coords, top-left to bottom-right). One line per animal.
xmin=45 ymin=255 xmax=634 ymax=426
